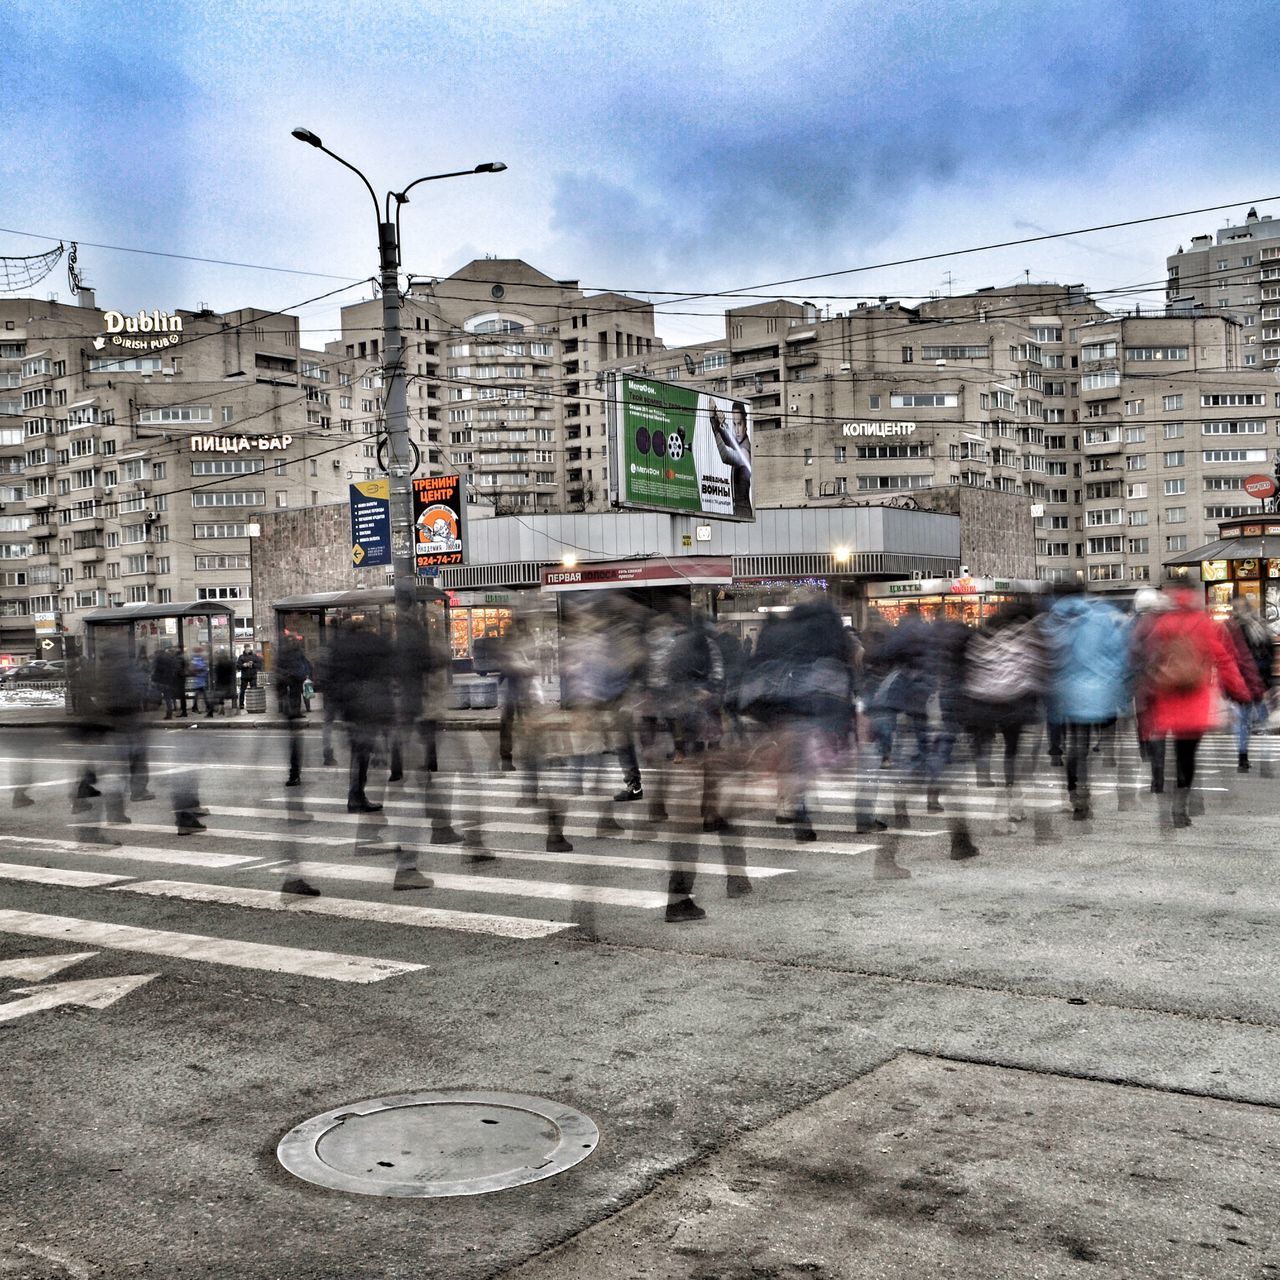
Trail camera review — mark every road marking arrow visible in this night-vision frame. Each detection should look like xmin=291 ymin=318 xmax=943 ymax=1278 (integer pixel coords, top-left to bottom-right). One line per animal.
xmin=0 ymin=973 xmax=157 ymax=1024
xmin=0 ymin=951 xmax=97 ymax=982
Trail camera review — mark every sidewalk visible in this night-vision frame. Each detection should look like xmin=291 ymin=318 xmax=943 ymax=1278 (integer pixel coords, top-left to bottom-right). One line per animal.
xmin=0 ymin=700 xmax=503 ymax=732
xmin=502 ymin=1052 xmax=1279 ymax=1279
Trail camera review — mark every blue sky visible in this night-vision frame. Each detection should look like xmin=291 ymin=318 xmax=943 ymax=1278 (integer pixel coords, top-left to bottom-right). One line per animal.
xmin=2 ymin=0 xmax=1278 ymax=346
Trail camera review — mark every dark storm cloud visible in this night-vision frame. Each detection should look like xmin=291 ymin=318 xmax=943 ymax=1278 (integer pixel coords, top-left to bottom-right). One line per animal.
xmin=550 ymin=0 xmax=1279 ymax=284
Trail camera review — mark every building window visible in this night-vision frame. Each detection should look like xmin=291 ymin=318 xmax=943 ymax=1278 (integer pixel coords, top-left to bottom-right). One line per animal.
xmin=1163 ymin=422 xmax=1184 ymax=440
xmin=1164 ymin=451 xmax=1185 ymax=467
xmin=1164 ymin=478 xmax=1186 ymax=495
xmin=901 ymin=346 xmax=913 ymax=363
xmin=1162 ymin=394 xmax=1184 ymax=411
xmin=1165 ymin=507 xmax=1186 ymax=523
xmin=1165 ymin=535 xmax=1188 ymax=552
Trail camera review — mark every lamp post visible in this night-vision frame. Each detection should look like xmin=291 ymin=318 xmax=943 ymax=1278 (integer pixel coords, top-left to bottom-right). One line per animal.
xmin=291 ymin=127 xmax=505 ymax=615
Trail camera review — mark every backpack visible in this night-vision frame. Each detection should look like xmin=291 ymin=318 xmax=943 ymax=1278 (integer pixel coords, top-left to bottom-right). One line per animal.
xmin=1149 ymin=628 xmax=1206 ymax=694
xmin=964 ymin=622 xmax=1042 ymax=702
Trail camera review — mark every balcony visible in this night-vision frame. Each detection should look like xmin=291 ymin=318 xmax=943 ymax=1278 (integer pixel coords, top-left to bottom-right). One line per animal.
xmin=1082 ymin=429 xmax=1122 ymax=456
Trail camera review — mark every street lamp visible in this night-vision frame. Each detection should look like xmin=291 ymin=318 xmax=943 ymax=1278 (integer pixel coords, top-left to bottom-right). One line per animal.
xmin=291 ymin=127 xmax=505 ymax=616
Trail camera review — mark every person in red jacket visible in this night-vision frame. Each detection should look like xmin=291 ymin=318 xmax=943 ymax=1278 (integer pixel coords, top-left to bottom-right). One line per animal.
xmin=1139 ymin=586 xmax=1251 ymax=827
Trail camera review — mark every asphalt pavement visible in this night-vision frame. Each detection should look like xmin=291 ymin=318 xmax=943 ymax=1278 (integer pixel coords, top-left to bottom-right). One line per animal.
xmin=0 ymin=721 xmax=1278 ymax=1278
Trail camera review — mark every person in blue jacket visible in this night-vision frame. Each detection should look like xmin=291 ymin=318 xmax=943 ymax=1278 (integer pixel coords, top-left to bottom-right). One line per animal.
xmin=1042 ymin=586 xmax=1133 ymax=820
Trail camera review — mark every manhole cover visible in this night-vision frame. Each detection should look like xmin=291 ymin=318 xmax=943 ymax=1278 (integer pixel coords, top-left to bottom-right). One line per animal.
xmin=277 ymin=1090 xmax=600 ymax=1197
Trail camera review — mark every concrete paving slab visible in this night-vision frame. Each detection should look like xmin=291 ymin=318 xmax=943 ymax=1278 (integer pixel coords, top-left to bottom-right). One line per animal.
xmin=500 ymin=1052 xmax=1280 ymax=1280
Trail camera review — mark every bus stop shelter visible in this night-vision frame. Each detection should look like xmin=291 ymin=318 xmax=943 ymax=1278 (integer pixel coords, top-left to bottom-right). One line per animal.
xmin=272 ymin=585 xmax=450 ymax=671
xmin=81 ymin=601 xmax=238 ymax=663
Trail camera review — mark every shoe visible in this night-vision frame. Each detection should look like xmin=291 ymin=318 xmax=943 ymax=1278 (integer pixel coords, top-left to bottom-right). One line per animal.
xmin=855 ymin=818 xmax=889 ymax=833
xmin=387 ymin=772 xmax=404 ymax=784
xmin=950 ymin=832 xmax=980 ymax=860
xmin=130 ymin=790 xmax=157 ymax=802
xmin=597 ymin=816 xmax=624 ymax=834
xmin=1071 ymin=803 xmax=1092 ymax=821
xmin=614 ymin=785 xmax=643 ymax=802
xmin=281 ymin=877 xmax=320 ymax=897
xmin=648 ymin=803 xmax=669 ymax=822
xmin=176 ymin=814 xmax=206 ymax=835
xmin=106 ymin=811 xmax=131 ymax=825
xmin=77 ymin=783 xmax=101 ymax=799
xmin=926 ymin=795 xmax=945 ymax=814
xmin=873 ymin=861 xmax=912 ymax=881
xmin=726 ymin=875 xmax=753 ymax=898
xmin=347 ymin=799 xmax=383 ymax=813
xmin=499 ymin=760 xmax=515 ymax=773
xmin=546 ymin=834 xmax=573 ymax=853
xmin=703 ymin=816 xmax=733 ymax=833
xmin=12 ymin=791 xmax=34 ymax=809
xmin=1048 ymin=752 xmax=1063 ymax=767
xmin=393 ymin=868 xmax=433 ymax=891
xmin=322 ymin=753 xmax=337 ymax=767
xmin=464 ymin=851 xmax=497 ymax=864
xmin=1239 ymin=752 xmax=1251 ymax=773
xmin=284 ymin=776 xmax=301 ymax=788
xmin=430 ymin=825 xmax=465 ymax=844
xmin=794 ymin=825 xmax=817 ymax=843
xmin=976 ymin=774 xmax=995 ymax=788
xmin=665 ymin=897 xmax=707 ymax=923
xmin=775 ymin=812 xmax=797 ymax=824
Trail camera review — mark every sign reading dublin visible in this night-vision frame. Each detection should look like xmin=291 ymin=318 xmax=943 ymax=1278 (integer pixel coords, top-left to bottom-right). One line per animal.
xmin=610 ymin=375 xmax=754 ymax=522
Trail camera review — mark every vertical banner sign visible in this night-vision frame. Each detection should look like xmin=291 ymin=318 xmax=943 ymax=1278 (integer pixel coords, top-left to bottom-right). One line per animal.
xmin=349 ymin=479 xmax=391 ymax=567
xmin=610 ymin=374 xmax=754 ymax=521
xmin=411 ymin=474 xmax=466 ymax=574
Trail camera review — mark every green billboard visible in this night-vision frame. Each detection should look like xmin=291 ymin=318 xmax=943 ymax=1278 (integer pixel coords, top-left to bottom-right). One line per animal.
xmin=610 ymin=374 xmax=754 ymax=521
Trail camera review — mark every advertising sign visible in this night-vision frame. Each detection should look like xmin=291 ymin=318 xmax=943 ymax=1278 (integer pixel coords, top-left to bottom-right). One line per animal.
xmin=611 ymin=375 xmax=753 ymax=521
xmin=411 ymin=474 xmax=465 ymax=574
xmin=348 ymin=479 xmax=391 ymax=568
xmin=540 ymin=556 xmax=733 ymax=593
xmin=1243 ymin=473 xmax=1277 ymax=500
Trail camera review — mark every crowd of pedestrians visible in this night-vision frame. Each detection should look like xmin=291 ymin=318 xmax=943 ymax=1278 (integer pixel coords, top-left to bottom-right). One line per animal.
xmin=30 ymin=580 xmax=1275 ymax=919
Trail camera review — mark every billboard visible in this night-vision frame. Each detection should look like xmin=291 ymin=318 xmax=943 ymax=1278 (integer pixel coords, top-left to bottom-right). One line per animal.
xmin=348 ymin=479 xmax=391 ymax=567
xmin=610 ymin=374 xmax=753 ymax=521
xmin=411 ymin=474 xmax=466 ymax=574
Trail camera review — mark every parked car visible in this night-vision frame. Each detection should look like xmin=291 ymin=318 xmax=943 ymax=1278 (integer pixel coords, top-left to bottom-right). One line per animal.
xmin=0 ymin=664 xmax=64 ymax=686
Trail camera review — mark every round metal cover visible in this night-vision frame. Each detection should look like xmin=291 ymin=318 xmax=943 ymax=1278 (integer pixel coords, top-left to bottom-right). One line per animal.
xmin=277 ymin=1090 xmax=600 ymax=1198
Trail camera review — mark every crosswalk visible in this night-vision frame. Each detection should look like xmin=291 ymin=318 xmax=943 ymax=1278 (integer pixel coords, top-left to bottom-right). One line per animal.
xmin=0 ymin=734 xmax=1263 ymax=994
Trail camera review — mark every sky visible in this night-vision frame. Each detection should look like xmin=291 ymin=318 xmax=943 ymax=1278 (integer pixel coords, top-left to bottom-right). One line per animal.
xmin=2 ymin=0 xmax=1279 ymax=350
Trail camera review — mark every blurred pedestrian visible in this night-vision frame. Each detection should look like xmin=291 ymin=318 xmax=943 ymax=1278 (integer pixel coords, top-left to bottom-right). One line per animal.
xmin=1225 ymin=597 xmax=1272 ymax=772
xmin=1140 ymin=586 xmax=1250 ymax=826
xmin=236 ymin=644 xmax=261 ymax=710
xmin=1043 ymin=587 xmax=1132 ymax=821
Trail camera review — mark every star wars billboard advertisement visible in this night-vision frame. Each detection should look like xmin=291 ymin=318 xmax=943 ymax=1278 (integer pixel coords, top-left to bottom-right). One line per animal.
xmin=411 ymin=474 xmax=466 ymax=573
xmin=610 ymin=374 xmax=754 ymax=521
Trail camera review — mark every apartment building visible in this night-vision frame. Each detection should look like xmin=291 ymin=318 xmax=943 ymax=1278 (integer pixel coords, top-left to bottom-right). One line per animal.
xmin=1166 ymin=206 xmax=1280 ymax=369
xmin=0 ymin=294 xmax=378 ymax=654
xmin=337 ymin=260 xmax=660 ymax=516
xmin=606 ymin=284 xmax=1280 ymax=597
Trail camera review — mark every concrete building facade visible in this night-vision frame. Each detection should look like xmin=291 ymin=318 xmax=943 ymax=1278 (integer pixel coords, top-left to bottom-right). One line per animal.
xmin=1166 ymin=206 xmax=1280 ymax=370
xmin=0 ymin=294 xmax=381 ymax=656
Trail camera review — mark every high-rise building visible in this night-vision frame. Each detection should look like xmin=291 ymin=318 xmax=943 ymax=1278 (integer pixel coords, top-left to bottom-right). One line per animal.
xmin=335 ymin=260 xmax=660 ymax=515
xmin=0 ymin=295 xmax=380 ymax=655
xmin=1166 ymin=206 xmax=1280 ymax=370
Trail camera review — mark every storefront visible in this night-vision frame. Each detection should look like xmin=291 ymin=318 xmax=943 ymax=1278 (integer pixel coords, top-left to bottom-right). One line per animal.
xmin=445 ymin=588 xmax=555 ymax=674
xmin=1165 ymin=516 xmax=1280 ymax=633
xmin=865 ymin=576 xmax=1042 ymax=627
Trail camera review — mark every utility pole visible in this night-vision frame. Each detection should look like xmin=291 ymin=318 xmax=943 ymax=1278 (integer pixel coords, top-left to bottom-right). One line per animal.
xmin=291 ymin=128 xmax=505 ymax=618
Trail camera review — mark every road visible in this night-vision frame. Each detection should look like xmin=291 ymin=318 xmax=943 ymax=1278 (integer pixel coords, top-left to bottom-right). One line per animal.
xmin=1 ymin=722 xmax=1279 ymax=1278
